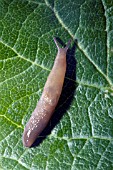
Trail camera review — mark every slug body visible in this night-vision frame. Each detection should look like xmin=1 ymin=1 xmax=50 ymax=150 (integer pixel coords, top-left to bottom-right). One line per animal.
xmin=23 ymin=38 xmax=71 ymax=147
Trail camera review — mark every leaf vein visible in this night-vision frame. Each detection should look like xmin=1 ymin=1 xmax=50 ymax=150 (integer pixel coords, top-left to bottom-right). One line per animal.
xmin=0 ymin=115 xmax=23 ymax=129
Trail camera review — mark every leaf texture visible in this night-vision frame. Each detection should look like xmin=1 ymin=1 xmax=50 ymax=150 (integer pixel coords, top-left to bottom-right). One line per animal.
xmin=0 ymin=0 xmax=113 ymax=169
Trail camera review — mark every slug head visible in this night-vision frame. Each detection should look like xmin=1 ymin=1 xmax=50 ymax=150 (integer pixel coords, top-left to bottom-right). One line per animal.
xmin=54 ymin=38 xmax=71 ymax=54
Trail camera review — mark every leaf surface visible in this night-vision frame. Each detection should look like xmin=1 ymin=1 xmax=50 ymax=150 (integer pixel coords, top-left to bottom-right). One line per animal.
xmin=0 ymin=0 xmax=113 ymax=169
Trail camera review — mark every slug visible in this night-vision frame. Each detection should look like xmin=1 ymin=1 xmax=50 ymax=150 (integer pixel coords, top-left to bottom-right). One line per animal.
xmin=22 ymin=38 xmax=71 ymax=147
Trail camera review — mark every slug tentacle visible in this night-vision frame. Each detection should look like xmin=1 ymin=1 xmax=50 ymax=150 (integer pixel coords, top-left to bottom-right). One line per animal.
xmin=22 ymin=38 xmax=71 ymax=147
xmin=54 ymin=38 xmax=71 ymax=52
xmin=53 ymin=38 xmax=60 ymax=50
xmin=64 ymin=39 xmax=71 ymax=51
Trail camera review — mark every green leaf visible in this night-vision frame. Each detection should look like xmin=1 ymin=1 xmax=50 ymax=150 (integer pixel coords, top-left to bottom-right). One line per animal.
xmin=0 ymin=0 xmax=113 ymax=169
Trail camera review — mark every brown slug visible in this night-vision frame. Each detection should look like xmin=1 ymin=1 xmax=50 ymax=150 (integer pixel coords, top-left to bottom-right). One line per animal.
xmin=22 ymin=38 xmax=71 ymax=147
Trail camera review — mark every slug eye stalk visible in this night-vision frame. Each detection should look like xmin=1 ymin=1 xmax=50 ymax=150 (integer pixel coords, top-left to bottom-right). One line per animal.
xmin=53 ymin=38 xmax=71 ymax=52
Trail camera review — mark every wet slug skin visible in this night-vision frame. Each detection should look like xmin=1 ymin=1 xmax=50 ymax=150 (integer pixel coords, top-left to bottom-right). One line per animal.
xmin=22 ymin=38 xmax=71 ymax=147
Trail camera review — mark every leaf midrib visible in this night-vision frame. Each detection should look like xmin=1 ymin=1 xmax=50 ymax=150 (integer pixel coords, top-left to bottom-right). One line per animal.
xmin=47 ymin=0 xmax=112 ymax=87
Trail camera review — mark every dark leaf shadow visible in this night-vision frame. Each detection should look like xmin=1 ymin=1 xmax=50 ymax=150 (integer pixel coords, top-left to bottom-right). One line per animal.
xmin=31 ymin=38 xmax=77 ymax=147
